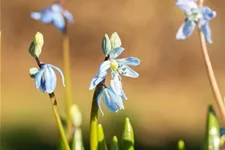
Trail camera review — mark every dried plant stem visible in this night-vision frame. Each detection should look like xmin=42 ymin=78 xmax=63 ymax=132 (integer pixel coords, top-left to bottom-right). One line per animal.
xmin=198 ymin=0 xmax=225 ymax=125
xmin=35 ymin=57 xmax=71 ymax=150
xmin=90 ymin=56 xmax=109 ymax=150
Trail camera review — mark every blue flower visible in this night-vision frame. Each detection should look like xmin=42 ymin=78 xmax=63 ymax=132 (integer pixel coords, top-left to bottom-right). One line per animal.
xmin=30 ymin=2 xmax=73 ymax=32
xmin=89 ymin=47 xmax=140 ymax=97
xmin=97 ymin=87 xmax=125 ymax=115
xmin=221 ymin=128 xmax=225 ymax=136
xmin=176 ymin=0 xmax=216 ymax=44
xmin=34 ymin=64 xmax=65 ymax=93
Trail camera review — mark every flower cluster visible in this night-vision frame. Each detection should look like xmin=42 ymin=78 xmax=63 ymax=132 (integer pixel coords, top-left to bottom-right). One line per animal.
xmin=89 ymin=32 xmax=140 ymax=115
xmin=29 ymin=32 xmax=65 ymax=94
xmin=30 ymin=2 xmax=73 ymax=32
xmin=176 ymin=0 xmax=216 ymax=44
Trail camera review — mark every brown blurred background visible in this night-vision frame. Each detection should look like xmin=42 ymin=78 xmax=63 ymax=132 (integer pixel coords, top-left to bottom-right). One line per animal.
xmin=1 ymin=0 xmax=225 ymax=149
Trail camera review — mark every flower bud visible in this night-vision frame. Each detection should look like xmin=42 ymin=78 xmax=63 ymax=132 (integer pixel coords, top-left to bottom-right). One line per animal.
xmin=110 ymin=32 xmax=121 ymax=49
xmin=29 ymin=67 xmax=39 ymax=78
xmin=70 ymin=104 xmax=82 ymax=128
xmin=29 ymin=32 xmax=44 ymax=58
xmin=102 ymin=34 xmax=111 ymax=55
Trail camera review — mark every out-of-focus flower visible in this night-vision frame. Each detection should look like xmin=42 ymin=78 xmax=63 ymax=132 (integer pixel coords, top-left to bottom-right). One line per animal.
xmin=97 ymin=87 xmax=125 ymax=115
xmin=33 ymin=64 xmax=65 ymax=93
xmin=89 ymin=47 xmax=140 ymax=97
xmin=176 ymin=0 xmax=216 ymax=44
xmin=30 ymin=2 xmax=73 ymax=32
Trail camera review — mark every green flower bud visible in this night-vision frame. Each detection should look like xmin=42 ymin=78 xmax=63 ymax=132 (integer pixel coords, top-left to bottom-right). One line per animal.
xmin=178 ymin=140 xmax=185 ymax=150
xmin=102 ymin=34 xmax=111 ymax=55
xmin=70 ymin=104 xmax=82 ymax=128
xmin=110 ymin=32 xmax=122 ymax=49
xmin=29 ymin=32 xmax=44 ymax=58
xmin=29 ymin=67 xmax=39 ymax=78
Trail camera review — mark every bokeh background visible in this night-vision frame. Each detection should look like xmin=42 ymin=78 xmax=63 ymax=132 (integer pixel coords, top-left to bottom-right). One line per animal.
xmin=1 ymin=0 xmax=225 ymax=149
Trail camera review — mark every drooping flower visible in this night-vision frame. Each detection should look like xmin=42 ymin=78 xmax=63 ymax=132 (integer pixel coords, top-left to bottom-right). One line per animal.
xmin=32 ymin=64 xmax=65 ymax=93
xmin=97 ymin=87 xmax=125 ymax=115
xmin=89 ymin=47 xmax=140 ymax=97
xmin=30 ymin=2 xmax=73 ymax=32
xmin=176 ymin=0 xmax=216 ymax=44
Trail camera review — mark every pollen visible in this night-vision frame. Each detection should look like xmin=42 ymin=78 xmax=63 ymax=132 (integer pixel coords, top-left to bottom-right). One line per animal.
xmin=110 ymin=60 xmax=118 ymax=71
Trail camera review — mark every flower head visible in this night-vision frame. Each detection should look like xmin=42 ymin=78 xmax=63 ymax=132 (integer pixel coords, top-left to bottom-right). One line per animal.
xmin=32 ymin=64 xmax=65 ymax=93
xmin=176 ymin=0 xmax=216 ymax=44
xmin=97 ymin=87 xmax=125 ymax=115
xmin=30 ymin=2 xmax=73 ymax=32
xmin=89 ymin=47 xmax=140 ymax=96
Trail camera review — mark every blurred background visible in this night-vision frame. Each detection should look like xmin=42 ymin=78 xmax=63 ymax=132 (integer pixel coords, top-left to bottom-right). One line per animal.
xmin=1 ymin=0 xmax=225 ymax=149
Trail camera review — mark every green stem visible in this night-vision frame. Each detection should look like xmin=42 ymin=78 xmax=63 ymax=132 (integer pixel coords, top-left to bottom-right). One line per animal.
xmin=62 ymin=30 xmax=73 ymax=139
xmin=90 ymin=56 xmax=109 ymax=150
xmin=198 ymin=0 xmax=225 ymax=125
xmin=49 ymin=93 xmax=71 ymax=150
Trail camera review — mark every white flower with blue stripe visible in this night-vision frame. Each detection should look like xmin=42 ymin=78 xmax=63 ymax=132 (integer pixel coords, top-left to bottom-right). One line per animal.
xmin=97 ymin=87 xmax=125 ymax=115
xmin=31 ymin=64 xmax=65 ymax=93
xmin=89 ymin=47 xmax=140 ymax=97
xmin=30 ymin=2 xmax=73 ymax=32
xmin=176 ymin=0 xmax=216 ymax=44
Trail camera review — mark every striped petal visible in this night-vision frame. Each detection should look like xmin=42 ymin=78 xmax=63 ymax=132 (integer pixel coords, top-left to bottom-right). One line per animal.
xmin=116 ymin=57 xmax=140 ymax=66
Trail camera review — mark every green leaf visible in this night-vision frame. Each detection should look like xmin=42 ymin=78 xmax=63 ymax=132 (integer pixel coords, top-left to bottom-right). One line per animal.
xmin=111 ymin=136 xmax=119 ymax=150
xmin=71 ymin=128 xmax=85 ymax=150
xmin=97 ymin=124 xmax=108 ymax=150
xmin=121 ymin=117 xmax=134 ymax=150
xmin=205 ymin=105 xmax=220 ymax=150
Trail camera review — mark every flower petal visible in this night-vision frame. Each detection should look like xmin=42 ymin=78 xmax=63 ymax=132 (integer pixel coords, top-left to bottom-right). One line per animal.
xmin=116 ymin=57 xmax=140 ymax=66
xmin=89 ymin=71 xmax=108 ymax=90
xmin=99 ymin=60 xmax=110 ymax=73
xmin=102 ymin=89 xmax=118 ymax=113
xmin=43 ymin=65 xmax=57 ymax=93
xmin=111 ymin=71 xmax=123 ymax=96
xmin=30 ymin=12 xmax=42 ymax=21
xmin=201 ymin=7 xmax=216 ymax=21
xmin=97 ymin=89 xmax=105 ymax=115
xmin=108 ymin=87 xmax=124 ymax=110
xmin=176 ymin=20 xmax=196 ymax=40
xmin=109 ymin=47 xmax=125 ymax=59
xmin=118 ymin=64 xmax=139 ymax=78
xmin=63 ymin=10 xmax=74 ymax=24
xmin=34 ymin=66 xmax=45 ymax=89
xmin=50 ymin=64 xmax=65 ymax=87
xmin=201 ymin=22 xmax=212 ymax=44
xmin=175 ymin=0 xmax=198 ymax=12
xmin=52 ymin=13 xmax=65 ymax=31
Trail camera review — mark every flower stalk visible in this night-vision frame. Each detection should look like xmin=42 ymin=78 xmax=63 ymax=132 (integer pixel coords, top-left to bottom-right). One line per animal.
xmin=198 ymin=0 xmax=225 ymax=125
xmin=58 ymin=0 xmax=73 ymax=138
xmin=35 ymin=57 xmax=71 ymax=150
xmin=90 ymin=56 xmax=109 ymax=150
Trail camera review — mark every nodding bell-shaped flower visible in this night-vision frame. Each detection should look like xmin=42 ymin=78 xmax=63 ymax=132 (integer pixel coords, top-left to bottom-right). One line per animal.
xmin=176 ymin=0 xmax=216 ymax=44
xmin=30 ymin=2 xmax=73 ymax=32
xmin=33 ymin=64 xmax=65 ymax=93
xmin=97 ymin=87 xmax=125 ymax=115
xmin=89 ymin=46 xmax=140 ymax=94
